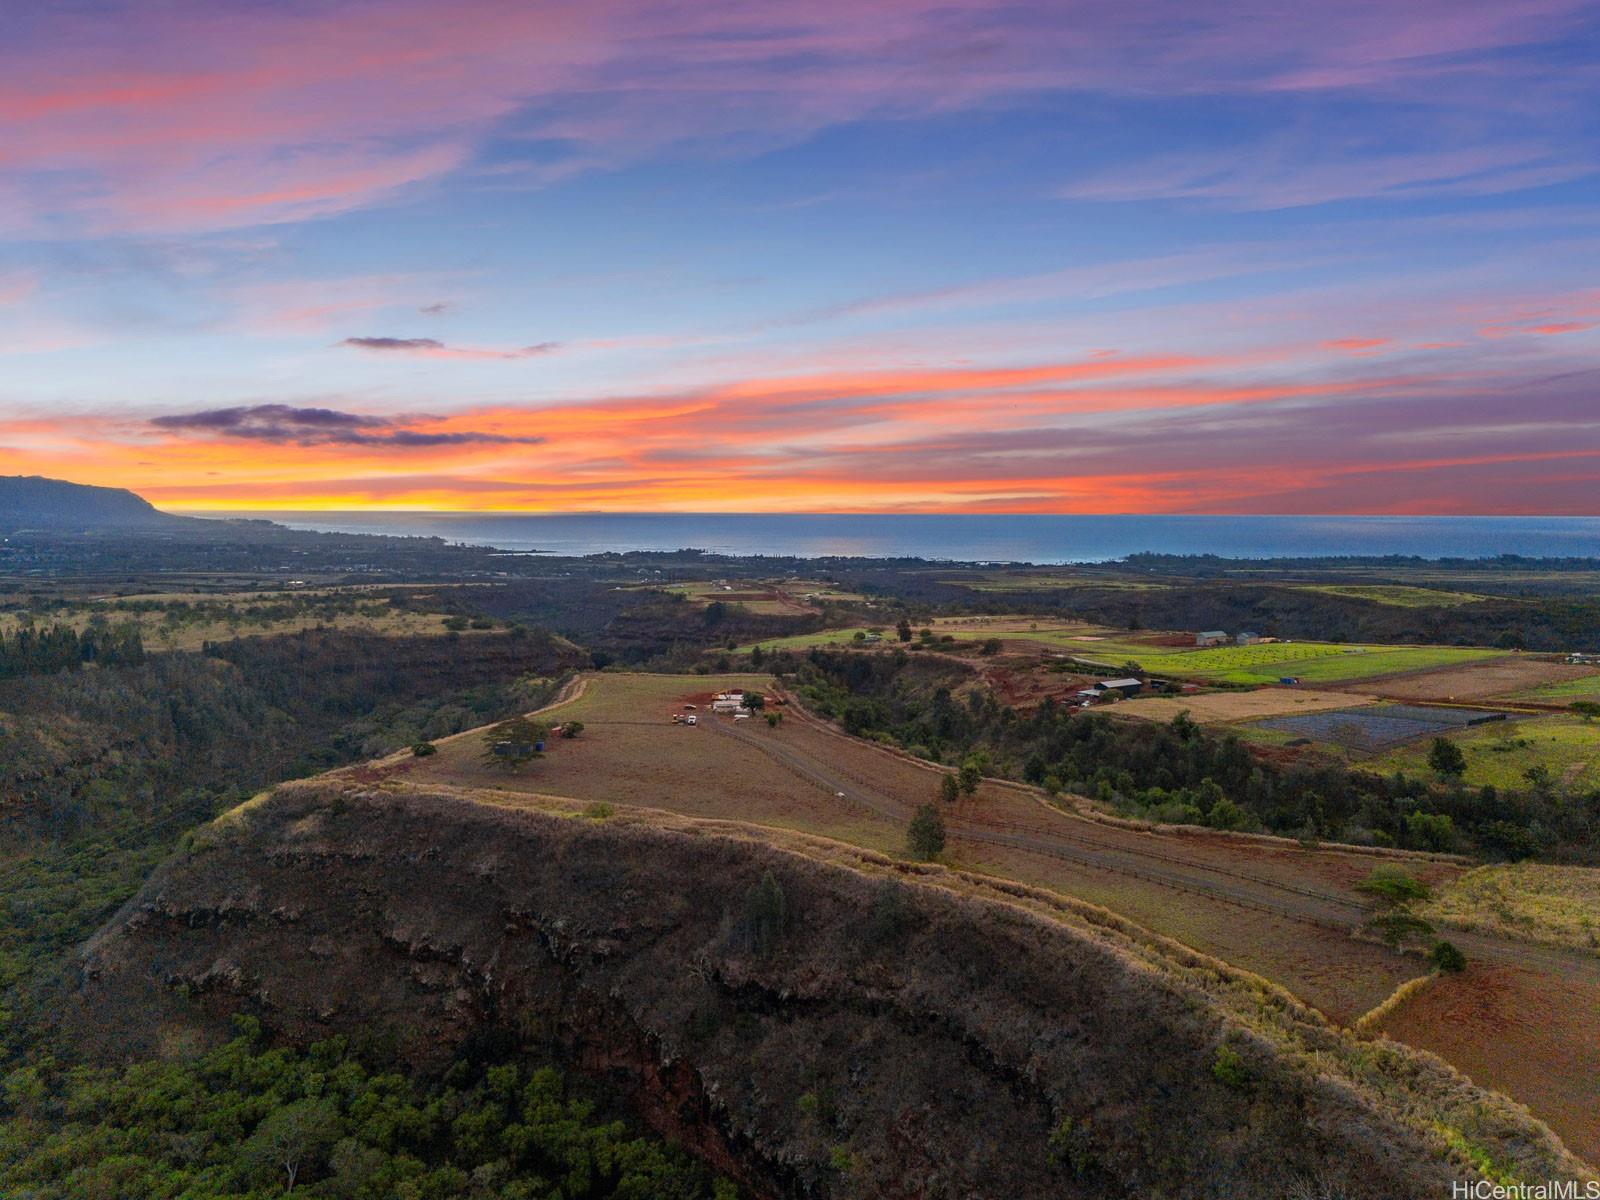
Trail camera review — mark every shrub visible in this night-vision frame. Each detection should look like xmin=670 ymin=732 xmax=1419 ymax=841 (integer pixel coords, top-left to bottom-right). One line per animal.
xmin=1046 ymin=1116 xmax=1096 ymax=1177
xmin=1356 ymin=866 xmax=1431 ymax=906
xmin=939 ymin=773 xmax=960 ymax=803
xmin=583 ymin=801 xmax=614 ymax=820
xmin=559 ymin=720 xmax=584 ymax=738
xmin=1429 ymin=940 xmax=1468 ymax=973
xmin=1210 ymin=1044 xmax=1252 ymax=1091
xmin=411 ymin=741 xmax=437 ymax=757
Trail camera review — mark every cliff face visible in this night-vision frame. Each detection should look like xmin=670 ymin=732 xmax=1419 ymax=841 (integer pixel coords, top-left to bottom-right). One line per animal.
xmin=70 ymin=783 xmax=1587 ymax=1198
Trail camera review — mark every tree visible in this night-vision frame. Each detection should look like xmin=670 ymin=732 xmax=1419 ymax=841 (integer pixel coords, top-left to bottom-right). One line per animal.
xmin=979 ymin=638 xmax=1002 ymax=656
xmin=896 ymin=618 xmax=913 ymax=643
xmin=958 ymin=759 xmax=982 ymax=796
xmin=1428 ymin=736 xmax=1466 ymax=778
xmin=907 ymin=802 xmax=946 ymax=860
xmin=411 ymin=741 xmax=437 ymax=757
xmin=744 ymin=690 xmax=765 ymax=710
xmin=246 ymin=1098 xmax=341 ymax=1192
xmin=939 ymin=773 xmax=960 ymax=803
xmin=1571 ymin=700 xmax=1600 ymax=721
xmin=482 ymin=716 xmax=545 ymax=770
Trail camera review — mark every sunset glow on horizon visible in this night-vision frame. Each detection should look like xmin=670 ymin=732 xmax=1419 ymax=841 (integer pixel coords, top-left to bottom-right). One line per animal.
xmin=3 ymin=1 xmax=1598 ymax=514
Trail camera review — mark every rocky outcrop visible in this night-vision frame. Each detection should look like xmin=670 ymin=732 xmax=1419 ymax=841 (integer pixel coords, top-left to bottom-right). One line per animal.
xmin=70 ymin=782 xmax=1590 ymax=1198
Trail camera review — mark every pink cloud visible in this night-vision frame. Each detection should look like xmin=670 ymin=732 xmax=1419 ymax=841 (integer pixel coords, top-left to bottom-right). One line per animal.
xmin=4 ymin=0 xmax=1593 ymax=233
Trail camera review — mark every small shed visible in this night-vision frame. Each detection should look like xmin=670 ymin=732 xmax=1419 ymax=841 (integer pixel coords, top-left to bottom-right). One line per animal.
xmin=1196 ymin=630 xmax=1228 ymax=647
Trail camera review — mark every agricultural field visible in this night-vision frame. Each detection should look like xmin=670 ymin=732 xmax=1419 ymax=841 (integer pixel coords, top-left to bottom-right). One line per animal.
xmin=1423 ymin=863 xmax=1600 ymax=954
xmin=1255 ymin=705 xmax=1511 ymax=753
xmin=1375 ymin=962 xmax=1600 ymax=1165
xmin=1113 ymin=688 xmax=1377 ymax=725
xmin=1514 ymin=672 xmax=1600 ymax=705
xmin=950 ymin=573 xmax=1169 ymax=593
xmin=646 ymin=579 xmax=816 ymax=615
xmin=744 ymin=615 xmax=1099 ymax=653
xmin=1363 ymin=656 xmax=1596 ymax=704
xmin=1290 ymin=583 xmax=1493 ymax=608
xmin=1107 ymin=641 xmax=1507 ymax=685
xmin=1365 ymin=713 xmax=1600 ymax=789
xmin=393 ymin=672 xmax=906 ymax=853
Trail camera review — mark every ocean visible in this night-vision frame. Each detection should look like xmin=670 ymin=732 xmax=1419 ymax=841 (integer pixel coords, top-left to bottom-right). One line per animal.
xmin=193 ymin=512 xmax=1600 ymax=564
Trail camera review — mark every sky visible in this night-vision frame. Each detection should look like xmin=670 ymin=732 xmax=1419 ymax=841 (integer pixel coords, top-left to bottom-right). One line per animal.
xmin=1 ymin=0 xmax=1598 ymax=515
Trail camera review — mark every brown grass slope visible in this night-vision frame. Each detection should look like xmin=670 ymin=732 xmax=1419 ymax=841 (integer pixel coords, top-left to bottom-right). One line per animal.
xmin=68 ymin=781 xmax=1590 ymax=1198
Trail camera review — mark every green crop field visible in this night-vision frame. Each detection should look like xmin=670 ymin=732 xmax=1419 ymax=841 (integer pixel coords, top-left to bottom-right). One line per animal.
xmin=1290 ymin=584 xmax=1493 ymax=608
xmin=1365 ymin=714 xmax=1600 ymax=790
xmin=1518 ymin=674 xmax=1600 ymax=703
xmin=1094 ymin=642 xmax=1505 ymax=684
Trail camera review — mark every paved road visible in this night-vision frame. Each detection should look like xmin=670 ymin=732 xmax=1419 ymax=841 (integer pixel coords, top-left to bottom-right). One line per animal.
xmin=706 ymin=709 xmax=1600 ymax=984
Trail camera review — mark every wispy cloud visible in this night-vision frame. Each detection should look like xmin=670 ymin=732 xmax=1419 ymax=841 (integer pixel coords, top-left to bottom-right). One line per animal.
xmin=147 ymin=404 xmax=543 ymax=447
xmin=4 ymin=0 xmax=1594 ymax=233
xmin=339 ymin=336 xmax=561 ymax=360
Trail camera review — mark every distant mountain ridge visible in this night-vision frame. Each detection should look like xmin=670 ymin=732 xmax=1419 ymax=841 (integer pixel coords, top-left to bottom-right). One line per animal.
xmin=0 ymin=475 xmax=182 ymax=531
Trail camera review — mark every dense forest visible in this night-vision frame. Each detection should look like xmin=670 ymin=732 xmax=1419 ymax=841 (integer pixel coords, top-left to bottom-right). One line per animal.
xmin=0 ymin=629 xmax=580 ymax=1051
xmin=0 ymin=622 xmax=145 ymax=679
xmin=783 ymin=649 xmax=1600 ymax=863
xmin=0 ymin=1019 xmax=731 ymax=1199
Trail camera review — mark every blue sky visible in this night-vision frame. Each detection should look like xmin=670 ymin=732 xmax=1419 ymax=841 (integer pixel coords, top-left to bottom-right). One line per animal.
xmin=2 ymin=0 xmax=1598 ymax=512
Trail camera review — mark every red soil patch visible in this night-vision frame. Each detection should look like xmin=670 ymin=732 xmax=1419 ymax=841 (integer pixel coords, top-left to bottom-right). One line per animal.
xmin=985 ymin=662 xmax=1094 ymax=711
xmin=1379 ymin=962 xmax=1600 ymax=1164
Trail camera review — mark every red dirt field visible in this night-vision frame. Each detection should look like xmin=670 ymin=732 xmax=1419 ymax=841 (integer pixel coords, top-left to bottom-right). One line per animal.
xmin=1377 ymin=962 xmax=1600 ymax=1165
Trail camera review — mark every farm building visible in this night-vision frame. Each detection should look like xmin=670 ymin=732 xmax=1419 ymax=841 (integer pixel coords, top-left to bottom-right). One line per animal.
xmin=1196 ymin=630 xmax=1228 ymax=646
xmin=1098 ymin=677 xmax=1144 ymax=697
xmin=711 ymin=698 xmax=745 ymax=713
xmin=1567 ymin=652 xmax=1600 ymax=665
xmin=1236 ymin=631 xmax=1263 ymax=645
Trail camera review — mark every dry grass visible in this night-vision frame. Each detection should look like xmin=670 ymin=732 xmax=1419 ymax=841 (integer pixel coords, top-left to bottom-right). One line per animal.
xmin=1423 ymin=863 xmax=1600 ymax=955
xmin=1115 ymin=688 xmax=1378 ymax=725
